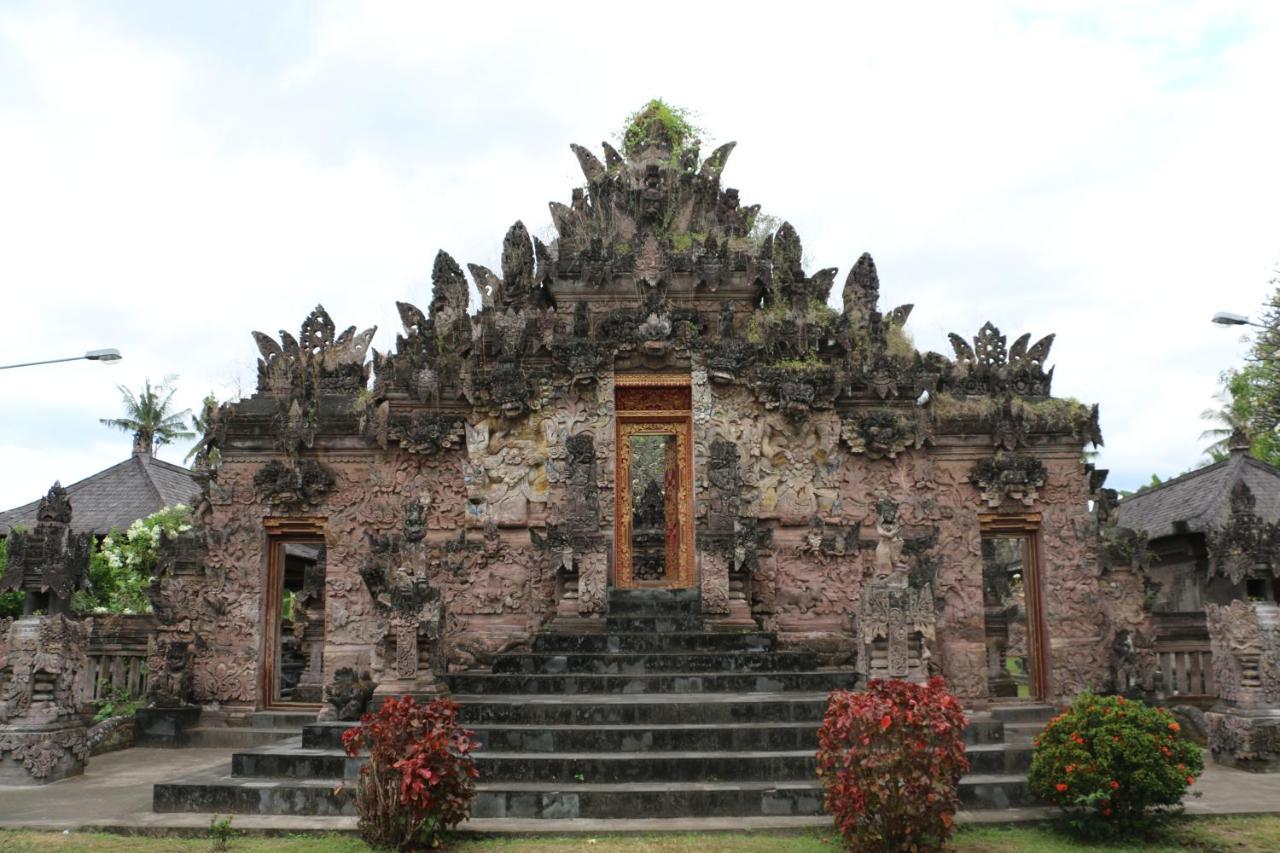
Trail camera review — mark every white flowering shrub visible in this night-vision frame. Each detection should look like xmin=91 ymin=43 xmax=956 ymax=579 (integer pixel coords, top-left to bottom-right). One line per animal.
xmin=79 ymin=505 xmax=192 ymax=614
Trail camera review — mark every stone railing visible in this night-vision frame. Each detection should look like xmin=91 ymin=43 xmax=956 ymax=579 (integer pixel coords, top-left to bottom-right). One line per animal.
xmin=1153 ymin=611 xmax=1217 ymax=703
xmin=81 ymin=614 xmax=155 ymax=704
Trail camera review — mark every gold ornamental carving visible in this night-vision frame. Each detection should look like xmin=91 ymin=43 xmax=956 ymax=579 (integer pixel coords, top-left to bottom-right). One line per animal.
xmin=615 ymin=418 xmax=695 ymax=590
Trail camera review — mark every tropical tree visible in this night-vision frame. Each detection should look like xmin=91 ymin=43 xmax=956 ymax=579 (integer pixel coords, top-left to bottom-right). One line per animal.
xmin=183 ymin=393 xmax=219 ymax=464
xmin=1200 ymin=366 xmax=1259 ymax=462
xmin=99 ymin=378 xmax=194 ymax=455
xmin=1206 ymin=273 xmax=1280 ymax=467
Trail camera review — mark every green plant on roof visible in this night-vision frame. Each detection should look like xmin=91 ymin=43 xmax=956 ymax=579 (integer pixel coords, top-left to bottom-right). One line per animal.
xmin=620 ymin=99 xmax=703 ymax=158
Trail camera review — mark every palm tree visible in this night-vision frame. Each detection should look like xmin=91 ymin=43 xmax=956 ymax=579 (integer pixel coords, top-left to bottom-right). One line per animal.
xmin=184 ymin=393 xmax=219 ymax=466
xmin=1200 ymin=367 xmax=1260 ymax=462
xmin=100 ymin=378 xmax=194 ymax=456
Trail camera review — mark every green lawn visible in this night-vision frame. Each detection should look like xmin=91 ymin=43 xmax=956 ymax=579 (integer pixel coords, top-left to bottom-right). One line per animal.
xmin=3 ymin=816 xmax=1280 ymax=852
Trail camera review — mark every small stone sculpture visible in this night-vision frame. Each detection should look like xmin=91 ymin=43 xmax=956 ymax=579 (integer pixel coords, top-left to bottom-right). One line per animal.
xmin=146 ymin=640 xmax=195 ymax=708
xmin=316 ymin=667 xmax=376 ymax=722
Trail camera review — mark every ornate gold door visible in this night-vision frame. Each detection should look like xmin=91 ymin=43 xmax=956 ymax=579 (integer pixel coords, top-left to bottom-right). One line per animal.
xmin=615 ymin=377 xmax=695 ymax=589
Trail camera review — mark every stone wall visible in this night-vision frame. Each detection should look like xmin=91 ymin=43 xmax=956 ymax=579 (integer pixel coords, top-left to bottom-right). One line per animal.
xmin=167 ymin=110 xmax=1132 ymax=710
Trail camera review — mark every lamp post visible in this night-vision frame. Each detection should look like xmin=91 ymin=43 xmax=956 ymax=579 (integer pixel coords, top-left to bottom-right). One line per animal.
xmin=0 ymin=348 xmax=123 ymax=370
xmin=1212 ymin=312 xmax=1267 ymax=329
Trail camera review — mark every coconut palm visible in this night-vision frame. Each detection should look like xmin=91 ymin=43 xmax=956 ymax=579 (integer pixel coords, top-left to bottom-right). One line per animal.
xmin=184 ymin=393 xmax=220 ymax=465
xmin=100 ymin=378 xmax=194 ymax=455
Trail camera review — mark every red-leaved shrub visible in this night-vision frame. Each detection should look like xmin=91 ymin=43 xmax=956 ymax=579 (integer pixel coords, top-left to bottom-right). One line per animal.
xmin=342 ymin=696 xmax=479 ymax=850
xmin=816 ymin=677 xmax=970 ymax=852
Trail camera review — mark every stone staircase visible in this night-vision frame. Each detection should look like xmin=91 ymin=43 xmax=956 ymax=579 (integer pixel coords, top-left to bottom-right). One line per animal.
xmin=182 ymin=711 xmax=316 ymax=749
xmin=153 ymin=589 xmax=1048 ymax=822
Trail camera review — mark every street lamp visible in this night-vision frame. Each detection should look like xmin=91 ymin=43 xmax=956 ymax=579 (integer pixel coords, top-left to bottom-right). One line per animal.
xmin=0 ymin=348 xmax=123 ymax=370
xmin=1212 ymin=312 xmax=1266 ymax=329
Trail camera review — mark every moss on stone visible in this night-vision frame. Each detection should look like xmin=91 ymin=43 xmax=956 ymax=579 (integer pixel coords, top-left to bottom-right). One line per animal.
xmin=930 ymin=394 xmax=998 ymax=420
xmin=885 ymin=325 xmax=916 ymax=360
xmin=1011 ymin=397 xmax=1091 ymax=431
xmin=620 ymin=99 xmax=703 ymax=158
xmin=930 ymin=393 xmax=1095 ymax=437
xmin=768 ymin=353 xmax=825 ymax=371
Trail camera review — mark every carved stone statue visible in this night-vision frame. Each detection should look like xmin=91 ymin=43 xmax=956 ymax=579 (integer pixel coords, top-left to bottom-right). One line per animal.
xmin=1204 ymin=600 xmax=1280 ymax=770
xmin=316 ymin=667 xmax=375 ymax=722
xmin=146 ymin=640 xmax=194 ymax=708
xmin=873 ymin=500 xmax=907 ymax=587
xmin=857 ymin=498 xmax=934 ymax=683
xmin=361 ymin=535 xmax=445 ymax=699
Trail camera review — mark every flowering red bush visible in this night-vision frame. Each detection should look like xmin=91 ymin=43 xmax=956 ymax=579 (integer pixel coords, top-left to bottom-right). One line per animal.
xmin=1028 ymin=693 xmax=1203 ymax=839
xmin=342 ymin=696 xmax=479 ymax=850
xmin=816 ymin=677 xmax=970 ymax=852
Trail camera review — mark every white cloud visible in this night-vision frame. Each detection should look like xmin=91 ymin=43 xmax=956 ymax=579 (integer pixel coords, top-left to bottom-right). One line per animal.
xmin=2 ymin=2 xmax=1279 ymax=508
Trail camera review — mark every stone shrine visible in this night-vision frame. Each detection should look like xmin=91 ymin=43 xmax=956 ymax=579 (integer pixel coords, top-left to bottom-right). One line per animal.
xmin=0 ymin=484 xmax=92 ymax=783
xmin=161 ymin=106 xmax=1127 ymax=714
xmin=150 ymin=106 xmax=1147 ymax=820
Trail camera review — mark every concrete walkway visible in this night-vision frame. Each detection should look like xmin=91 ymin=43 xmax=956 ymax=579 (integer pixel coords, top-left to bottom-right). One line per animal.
xmin=0 ymin=746 xmax=1277 ymax=836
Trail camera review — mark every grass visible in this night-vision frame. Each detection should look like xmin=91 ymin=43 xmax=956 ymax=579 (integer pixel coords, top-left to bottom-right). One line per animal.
xmin=3 ymin=816 xmax=1280 ymax=851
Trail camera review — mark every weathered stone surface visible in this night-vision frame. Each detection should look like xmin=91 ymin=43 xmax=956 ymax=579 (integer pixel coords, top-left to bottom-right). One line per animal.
xmin=141 ymin=109 xmax=1125 ymax=720
xmin=134 ymin=706 xmax=202 ymax=748
xmin=0 ymin=488 xmax=92 ymax=784
xmin=1205 ymin=601 xmax=1280 ymax=770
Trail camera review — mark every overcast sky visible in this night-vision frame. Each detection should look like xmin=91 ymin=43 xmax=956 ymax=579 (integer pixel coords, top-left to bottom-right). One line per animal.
xmin=3 ymin=1 xmax=1279 ymax=510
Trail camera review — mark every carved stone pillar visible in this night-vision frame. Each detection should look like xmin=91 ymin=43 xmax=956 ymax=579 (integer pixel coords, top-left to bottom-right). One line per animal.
xmin=0 ymin=616 xmax=90 ymax=784
xmin=856 ymin=583 xmax=935 ymax=683
xmin=361 ymin=535 xmax=446 ymax=702
xmin=0 ymin=484 xmax=92 ymax=784
xmin=1204 ymin=600 xmax=1280 ymax=771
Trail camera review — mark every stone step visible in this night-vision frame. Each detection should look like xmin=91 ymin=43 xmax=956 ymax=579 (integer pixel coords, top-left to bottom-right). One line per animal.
xmin=472 ymin=780 xmax=820 ymax=819
xmin=444 ymin=670 xmax=858 ymax=696
xmin=961 ymin=773 xmax=1038 ymax=809
xmin=452 ymin=693 xmax=829 ymax=726
xmin=491 ymin=651 xmax=818 ymax=675
xmin=481 ymin=742 xmax=1029 ymax=778
xmin=475 ymin=750 xmax=817 ymax=784
xmin=303 ymin=722 xmax=358 ymax=750
xmin=305 ymin=716 xmax=1011 ymax=753
xmin=604 ymin=616 xmax=706 ymax=633
xmin=965 ymin=742 xmax=1034 ymax=775
xmin=473 ymin=722 xmax=820 ymax=754
xmin=153 ymin=765 xmax=355 ymax=816
xmin=606 ymin=592 xmax=703 ymax=616
xmin=248 ymin=736 xmax=1028 ymax=782
xmin=472 ymin=774 xmax=1036 ymax=819
xmin=249 ymin=711 xmax=316 ymax=730
xmin=963 ymin=716 xmax=1006 ymax=745
xmin=461 ymin=816 xmax=834 ymax=834
xmin=1001 ymin=721 xmax=1045 ymax=744
xmin=990 ymin=703 xmax=1058 ymax=724
xmin=154 ymin=768 xmax=1034 ymax=818
xmin=532 ymin=632 xmax=777 ymax=654
xmin=608 ymin=588 xmax=701 ymax=602
xmin=184 ymin=727 xmax=300 ymax=749
xmin=232 ymin=741 xmax=352 ymax=780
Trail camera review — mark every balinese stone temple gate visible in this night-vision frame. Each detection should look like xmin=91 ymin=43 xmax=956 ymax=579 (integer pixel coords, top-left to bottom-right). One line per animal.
xmin=162 ymin=110 xmax=1141 ymax=723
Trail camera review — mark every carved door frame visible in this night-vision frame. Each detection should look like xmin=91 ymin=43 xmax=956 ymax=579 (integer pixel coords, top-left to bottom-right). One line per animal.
xmin=614 ymin=375 xmax=695 ymax=590
xmin=979 ymin=512 xmax=1050 ymax=701
xmin=260 ymin=516 xmax=326 ymax=710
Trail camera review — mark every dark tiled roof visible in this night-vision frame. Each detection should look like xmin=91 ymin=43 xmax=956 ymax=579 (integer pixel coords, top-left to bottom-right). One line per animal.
xmin=0 ymin=454 xmax=201 ymax=536
xmin=1116 ymin=449 xmax=1280 ymax=539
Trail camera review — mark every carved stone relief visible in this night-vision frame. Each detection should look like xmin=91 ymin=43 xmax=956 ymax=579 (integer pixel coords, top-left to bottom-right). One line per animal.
xmin=148 ymin=111 xmax=1122 ymax=714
